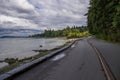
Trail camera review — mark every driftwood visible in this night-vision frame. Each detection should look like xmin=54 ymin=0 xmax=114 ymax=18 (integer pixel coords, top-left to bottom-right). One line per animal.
xmin=32 ymin=49 xmax=48 ymax=52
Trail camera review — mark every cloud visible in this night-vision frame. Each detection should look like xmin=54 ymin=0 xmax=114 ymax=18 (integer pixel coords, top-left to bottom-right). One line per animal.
xmin=0 ymin=15 xmax=40 ymax=29
xmin=0 ymin=0 xmax=89 ymax=30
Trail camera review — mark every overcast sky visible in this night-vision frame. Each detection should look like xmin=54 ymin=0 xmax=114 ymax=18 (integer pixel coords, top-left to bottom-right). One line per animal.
xmin=0 ymin=0 xmax=89 ymax=30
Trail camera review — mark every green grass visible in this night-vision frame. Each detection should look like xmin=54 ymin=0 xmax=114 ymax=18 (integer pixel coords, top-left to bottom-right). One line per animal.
xmin=0 ymin=62 xmax=21 ymax=75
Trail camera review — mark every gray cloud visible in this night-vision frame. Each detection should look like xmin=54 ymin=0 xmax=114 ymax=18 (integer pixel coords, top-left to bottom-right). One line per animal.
xmin=0 ymin=0 xmax=89 ymax=30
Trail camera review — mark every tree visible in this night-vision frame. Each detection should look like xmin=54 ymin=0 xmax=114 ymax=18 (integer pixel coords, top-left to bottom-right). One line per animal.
xmin=87 ymin=0 xmax=120 ymax=42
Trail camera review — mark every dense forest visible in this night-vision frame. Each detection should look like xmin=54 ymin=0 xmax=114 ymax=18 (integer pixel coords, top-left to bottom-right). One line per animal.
xmin=29 ymin=26 xmax=89 ymax=38
xmin=87 ymin=0 xmax=120 ymax=42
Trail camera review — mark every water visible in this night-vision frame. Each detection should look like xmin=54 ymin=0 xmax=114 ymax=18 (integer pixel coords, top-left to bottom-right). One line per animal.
xmin=0 ymin=62 xmax=8 ymax=68
xmin=0 ymin=38 xmax=67 ymax=60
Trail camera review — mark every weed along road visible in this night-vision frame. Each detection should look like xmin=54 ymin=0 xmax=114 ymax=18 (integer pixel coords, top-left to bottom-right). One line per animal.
xmin=12 ymin=37 xmax=120 ymax=80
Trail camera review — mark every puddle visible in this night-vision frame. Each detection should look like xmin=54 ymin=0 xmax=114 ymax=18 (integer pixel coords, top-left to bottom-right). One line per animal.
xmin=51 ymin=53 xmax=66 ymax=61
xmin=71 ymin=44 xmax=75 ymax=48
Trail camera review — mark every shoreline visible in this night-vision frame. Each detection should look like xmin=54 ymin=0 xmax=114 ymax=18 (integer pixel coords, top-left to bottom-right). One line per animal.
xmin=0 ymin=41 xmax=71 ymax=75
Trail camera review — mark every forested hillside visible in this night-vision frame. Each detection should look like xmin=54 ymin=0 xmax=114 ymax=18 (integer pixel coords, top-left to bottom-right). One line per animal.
xmin=29 ymin=26 xmax=89 ymax=38
xmin=87 ymin=0 xmax=120 ymax=42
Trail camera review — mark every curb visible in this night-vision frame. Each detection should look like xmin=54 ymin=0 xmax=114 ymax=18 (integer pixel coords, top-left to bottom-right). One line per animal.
xmin=0 ymin=41 xmax=76 ymax=80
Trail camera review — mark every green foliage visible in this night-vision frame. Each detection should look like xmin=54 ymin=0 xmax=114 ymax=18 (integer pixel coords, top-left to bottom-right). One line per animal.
xmin=30 ymin=26 xmax=89 ymax=38
xmin=5 ymin=58 xmax=19 ymax=65
xmin=88 ymin=0 xmax=120 ymax=42
xmin=0 ymin=62 xmax=20 ymax=75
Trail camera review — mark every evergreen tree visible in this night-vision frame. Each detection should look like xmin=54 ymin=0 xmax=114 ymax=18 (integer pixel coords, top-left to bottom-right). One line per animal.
xmin=88 ymin=0 xmax=120 ymax=41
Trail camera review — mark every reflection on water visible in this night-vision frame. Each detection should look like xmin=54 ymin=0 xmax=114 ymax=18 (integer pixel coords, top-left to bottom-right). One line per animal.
xmin=0 ymin=38 xmax=67 ymax=60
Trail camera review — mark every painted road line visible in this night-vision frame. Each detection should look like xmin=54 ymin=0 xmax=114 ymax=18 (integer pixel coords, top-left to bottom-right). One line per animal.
xmin=88 ymin=41 xmax=116 ymax=80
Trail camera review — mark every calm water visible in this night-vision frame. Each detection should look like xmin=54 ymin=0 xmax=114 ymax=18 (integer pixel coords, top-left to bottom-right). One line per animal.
xmin=0 ymin=38 xmax=67 ymax=60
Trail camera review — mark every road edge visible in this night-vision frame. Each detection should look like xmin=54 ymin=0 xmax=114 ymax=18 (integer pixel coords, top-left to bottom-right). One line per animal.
xmin=87 ymin=38 xmax=116 ymax=80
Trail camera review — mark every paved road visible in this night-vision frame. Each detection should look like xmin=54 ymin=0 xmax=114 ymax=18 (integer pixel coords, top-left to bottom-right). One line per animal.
xmin=13 ymin=38 xmax=107 ymax=80
xmin=89 ymin=38 xmax=120 ymax=80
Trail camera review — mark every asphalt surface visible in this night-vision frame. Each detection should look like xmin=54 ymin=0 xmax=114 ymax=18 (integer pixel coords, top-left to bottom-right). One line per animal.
xmin=13 ymin=38 xmax=107 ymax=80
xmin=89 ymin=38 xmax=120 ymax=80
